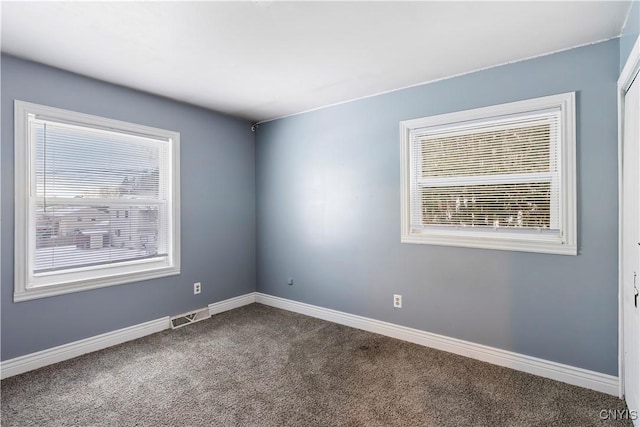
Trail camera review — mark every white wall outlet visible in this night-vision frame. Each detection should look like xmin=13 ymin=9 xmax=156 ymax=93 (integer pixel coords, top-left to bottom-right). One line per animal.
xmin=393 ymin=294 xmax=402 ymax=308
xmin=194 ymin=282 xmax=201 ymax=295
xmin=287 ymin=278 xmax=294 ymax=286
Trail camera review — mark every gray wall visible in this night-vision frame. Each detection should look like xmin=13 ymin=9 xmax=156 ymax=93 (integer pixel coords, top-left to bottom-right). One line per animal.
xmin=620 ymin=0 xmax=639 ymax=71
xmin=1 ymin=55 xmax=256 ymax=361
xmin=256 ymin=39 xmax=620 ymax=375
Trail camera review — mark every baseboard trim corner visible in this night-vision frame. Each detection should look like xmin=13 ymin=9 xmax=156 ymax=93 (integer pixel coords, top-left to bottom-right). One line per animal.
xmin=1 ymin=316 xmax=171 ymax=380
xmin=208 ymin=292 xmax=256 ymax=315
xmin=255 ymin=292 xmax=619 ymax=396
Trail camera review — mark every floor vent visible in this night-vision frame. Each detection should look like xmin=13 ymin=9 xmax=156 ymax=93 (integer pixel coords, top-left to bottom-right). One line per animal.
xmin=170 ymin=308 xmax=211 ymax=329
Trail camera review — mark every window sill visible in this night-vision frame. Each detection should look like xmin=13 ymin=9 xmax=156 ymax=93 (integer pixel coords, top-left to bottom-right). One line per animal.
xmin=401 ymin=232 xmax=577 ymax=255
xmin=14 ymin=267 xmax=180 ymax=302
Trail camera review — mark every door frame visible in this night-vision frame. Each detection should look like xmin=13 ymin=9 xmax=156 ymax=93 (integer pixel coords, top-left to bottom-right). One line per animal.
xmin=618 ymin=35 xmax=640 ymax=400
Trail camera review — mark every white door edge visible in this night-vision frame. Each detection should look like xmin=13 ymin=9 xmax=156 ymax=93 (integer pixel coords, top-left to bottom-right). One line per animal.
xmin=618 ymin=34 xmax=640 ymax=410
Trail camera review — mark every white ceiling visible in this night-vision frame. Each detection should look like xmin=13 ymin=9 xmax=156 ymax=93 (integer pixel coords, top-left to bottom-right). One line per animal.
xmin=1 ymin=1 xmax=633 ymax=123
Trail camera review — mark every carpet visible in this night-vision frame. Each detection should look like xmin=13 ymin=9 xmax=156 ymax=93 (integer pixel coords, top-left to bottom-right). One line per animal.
xmin=1 ymin=303 xmax=633 ymax=426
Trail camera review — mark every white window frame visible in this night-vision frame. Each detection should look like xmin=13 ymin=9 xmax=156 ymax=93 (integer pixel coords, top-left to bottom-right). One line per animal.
xmin=399 ymin=92 xmax=576 ymax=255
xmin=14 ymin=100 xmax=181 ymax=302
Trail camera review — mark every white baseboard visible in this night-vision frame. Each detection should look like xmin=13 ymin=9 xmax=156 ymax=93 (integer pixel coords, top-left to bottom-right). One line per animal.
xmin=2 ymin=291 xmax=619 ymax=396
xmin=208 ymin=292 xmax=256 ymax=315
xmin=255 ymin=292 xmax=619 ymax=396
xmin=1 ymin=292 xmax=257 ymax=380
xmin=0 ymin=317 xmax=171 ymax=380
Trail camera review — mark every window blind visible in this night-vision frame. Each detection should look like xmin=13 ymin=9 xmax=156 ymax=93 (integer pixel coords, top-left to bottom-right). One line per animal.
xmin=31 ymin=116 xmax=170 ymax=274
xmin=410 ymin=111 xmax=561 ymax=232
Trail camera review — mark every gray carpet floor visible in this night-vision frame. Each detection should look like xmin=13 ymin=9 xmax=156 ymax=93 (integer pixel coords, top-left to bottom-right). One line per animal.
xmin=1 ymin=303 xmax=633 ymax=426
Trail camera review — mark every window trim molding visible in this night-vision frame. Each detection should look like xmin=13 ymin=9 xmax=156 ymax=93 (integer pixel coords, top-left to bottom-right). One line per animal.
xmin=14 ymin=100 xmax=181 ymax=302
xmin=399 ymin=92 xmax=577 ymax=255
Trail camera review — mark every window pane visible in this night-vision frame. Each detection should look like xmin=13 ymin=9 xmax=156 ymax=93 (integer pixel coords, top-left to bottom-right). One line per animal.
xmin=33 ymin=121 xmax=163 ymax=199
xmin=35 ymin=203 xmax=164 ymax=273
xmin=419 ymin=122 xmax=554 ymax=178
xmin=419 ymin=182 xmax=552 ymax=230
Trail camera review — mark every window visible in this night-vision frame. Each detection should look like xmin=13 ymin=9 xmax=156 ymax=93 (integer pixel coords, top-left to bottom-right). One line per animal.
xmin=14 ymin=101 xmax=181 ymax=301
xmin=399 ymin=92 xmax=576 ymax=255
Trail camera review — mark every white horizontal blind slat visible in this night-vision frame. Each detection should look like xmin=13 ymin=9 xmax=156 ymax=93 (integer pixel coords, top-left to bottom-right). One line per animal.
xmin=31 ymin=118 xmax=169 ymax=274
xmin=418 ymin=172 xmax=556 ymax=187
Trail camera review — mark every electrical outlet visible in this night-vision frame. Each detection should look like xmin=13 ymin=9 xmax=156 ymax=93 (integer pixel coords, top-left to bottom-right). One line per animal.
xmin=287 ymin=278 xmax=294 ymax=286
xmin=393 ymin=294 xmax=402 ymax=308
xmin=194 ymin=282 xmax=201 ymax=295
